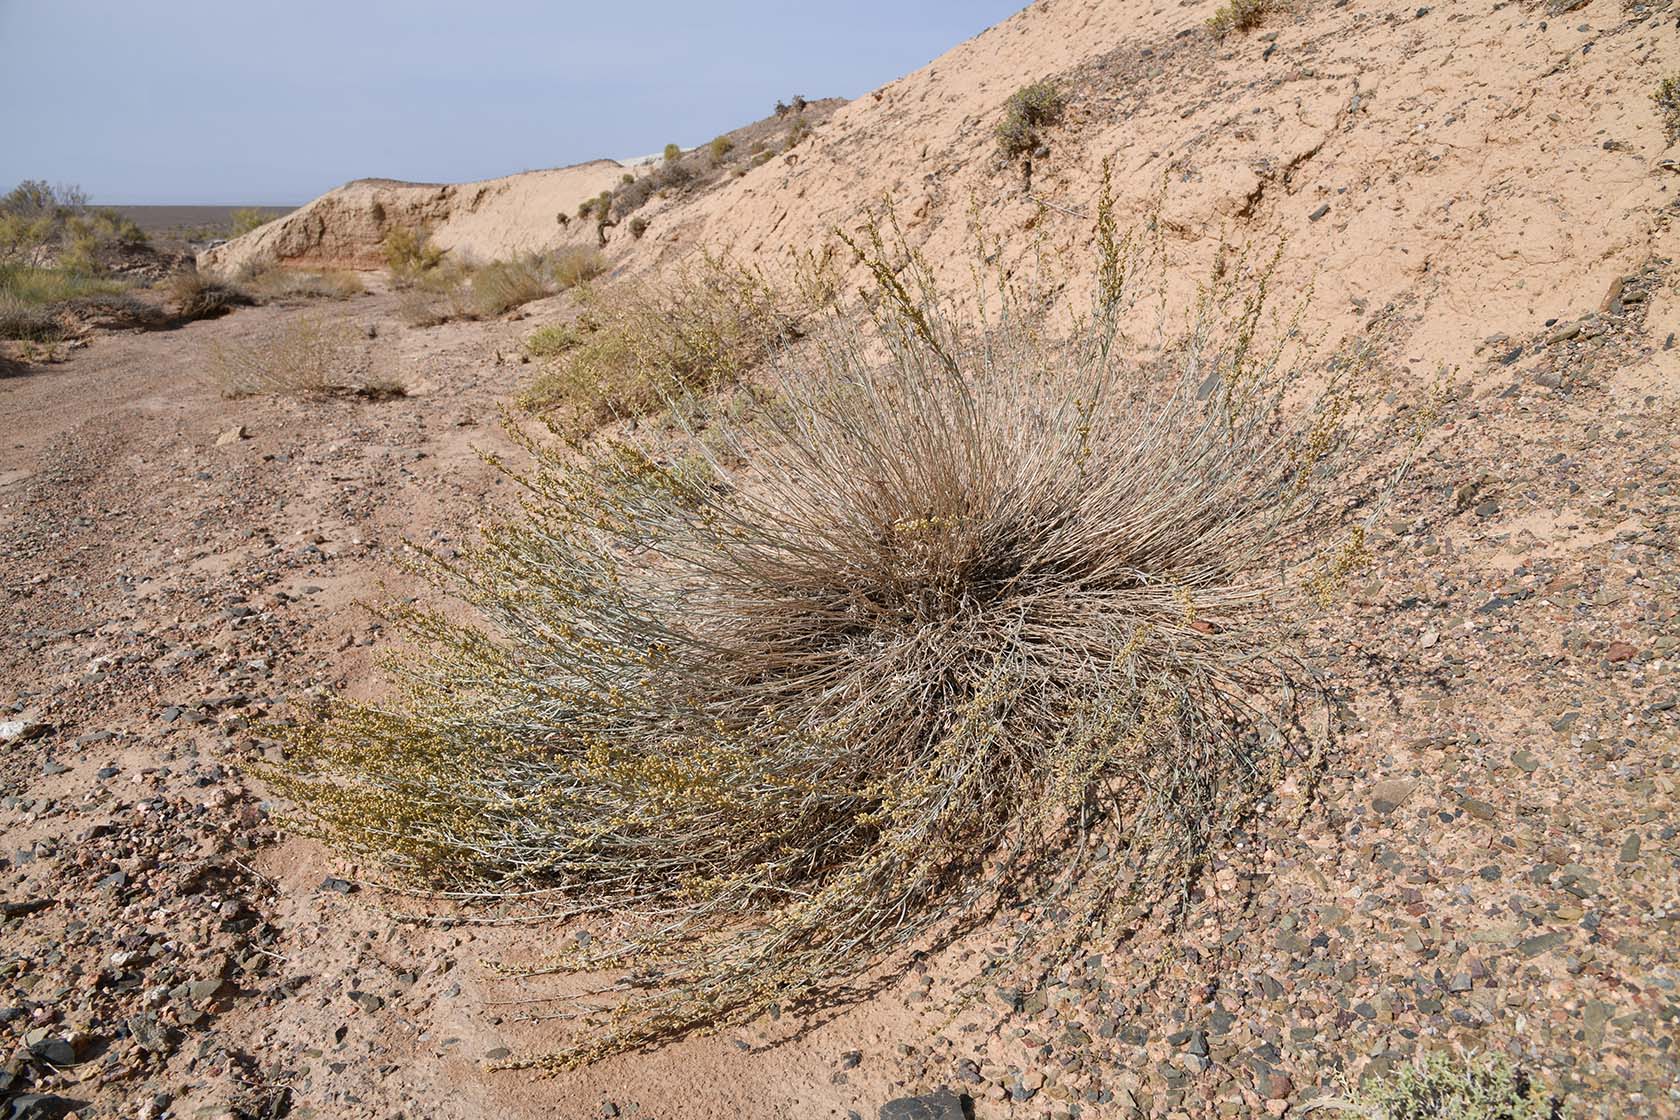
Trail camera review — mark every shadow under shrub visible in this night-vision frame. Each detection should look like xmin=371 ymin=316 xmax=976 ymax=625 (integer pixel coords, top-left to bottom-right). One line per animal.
xmin=269 ymin=190 xmax=1382 ymax=1069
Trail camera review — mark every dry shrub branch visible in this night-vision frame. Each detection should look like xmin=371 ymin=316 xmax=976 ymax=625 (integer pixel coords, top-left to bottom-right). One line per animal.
xmin=267 ymin=170 xmax=1388 ymax=1068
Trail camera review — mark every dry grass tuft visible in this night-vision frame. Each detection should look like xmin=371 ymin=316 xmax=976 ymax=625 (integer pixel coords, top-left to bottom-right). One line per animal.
xmin=518 ymin=254 xmax=795 ymax=427
xmin=266 ymin=172 xmax=1395 ymax=1068
xmin=470 ymin=254 xmax=554 ymax=317
xmin=208 ymin=316 xmax=396 ymax=399
xmin=165 ymin=269 xmax=254 ymax=321
xmin=0 ymin=293 xmax=65 ymax=341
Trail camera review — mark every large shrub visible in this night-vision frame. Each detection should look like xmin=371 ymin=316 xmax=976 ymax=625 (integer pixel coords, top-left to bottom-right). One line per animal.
xmin=270 ymin=183 xmax=1373 ymax=1069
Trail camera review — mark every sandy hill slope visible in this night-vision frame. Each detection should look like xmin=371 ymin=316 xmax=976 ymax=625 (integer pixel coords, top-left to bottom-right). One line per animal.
xmin=198 ymin=161 xmax=629 ymax=271
xmin=644 ymin=0 xmax=1678 ymax=396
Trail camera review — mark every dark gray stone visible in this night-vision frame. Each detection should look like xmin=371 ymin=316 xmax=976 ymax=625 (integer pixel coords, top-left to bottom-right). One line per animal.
xmin=879 ymin=1088 xmax=969 ymax=1120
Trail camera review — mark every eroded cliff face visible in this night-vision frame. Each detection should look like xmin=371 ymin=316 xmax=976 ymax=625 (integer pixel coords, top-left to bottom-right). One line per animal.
xmin=199 ymin=162 xmax=625 ymax=273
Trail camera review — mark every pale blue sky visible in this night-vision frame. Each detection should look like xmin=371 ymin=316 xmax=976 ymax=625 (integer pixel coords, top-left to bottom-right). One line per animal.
xmin=0 ymin=1 xmax=1025 ymax=205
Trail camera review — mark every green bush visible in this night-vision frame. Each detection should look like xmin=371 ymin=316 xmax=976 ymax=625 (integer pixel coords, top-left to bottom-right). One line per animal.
xmin=708 ymin=136 xmax=735 ymax=165
xmin=628 ymin=216 xmax=649 ymax=240
xmin=0 ymin=182 xmax=135 ymax=268
xmin=0 ymin=261 xmax=130 ymax=339
xmin=663 ymin=142 xmax=682 ymax=162
xmin=996 ymin=81 xmax=1066 ymax=159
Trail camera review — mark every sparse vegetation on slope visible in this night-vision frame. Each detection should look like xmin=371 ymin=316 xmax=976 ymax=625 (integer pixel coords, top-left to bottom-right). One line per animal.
xmin=517 ymin=253 xmax=794 ymax=427
xmin=268 ymin=184 xmax=1380 ymax=1068
xmin=397 ymin=246 xmax=607 ymax=327
xmin=1656 ymin=75 xmax=1680 ymax=144
xmin=1207 ymin=0 xmax=1280 ymax=38
xmin=382 ymin=226 xmax=447 ymax=285
xmin=996 ymin=81 xmax=1066 ymax=159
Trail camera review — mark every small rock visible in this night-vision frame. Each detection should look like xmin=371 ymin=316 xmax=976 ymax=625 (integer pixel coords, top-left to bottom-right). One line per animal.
xmin=215 ymin=425 xmax=248 ymax=447
xmin=1371 ymin=778 xmax=1418 ymax=814
xmin=28 ymin=1036 xmax=76 ymax=1065
xmin=7 ymin=1095 xmax=76 ymax=1120
xmin=1308 ymin=202 xmax=1330 ymax=222
xmin=1605 ymin=641 xmax=1637 ymax=663
xmin=879 ymin=1088 xmax=968 ymax=1120
xmin=0 ymin=719 xmax=49 ymax=743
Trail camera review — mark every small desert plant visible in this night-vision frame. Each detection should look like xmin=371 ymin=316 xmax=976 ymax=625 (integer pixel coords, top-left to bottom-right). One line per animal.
xmin=523 ymin=322 xmax=579 ymax=359
xmin=708 ymin=136 xmax=735 ymax=165
xmin=628 ymin=216 xmax=649 ymax=240
xmin=1207 ymin=0 xmax=1277 ymax=37
xmin=1655 ymin=75 xmax=1680 ymax=144
xmin=996 ymin=81 xmax=1066 ymax=159
xmin=208 ymin=315 xmax=386 ymax=398
xmin=383 ymin=226 xmax=446 ymax=285
xmin=663 ymin=142 xmax=682 ymax=162
xmin=165 ymin=269 xmax=254 ymax=321
xmin=230 ymin=207 xmax=283 ymax=237
xmin=1332 ymin=1053 xmax=1566 ymax=1120
xmin=270 ymin=177 xmax=1385 ymax=1069
xmin=518 ymin=254 xmax=796 ymax=426
xmin=553 ymin=245 xmax=606 ymax=289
